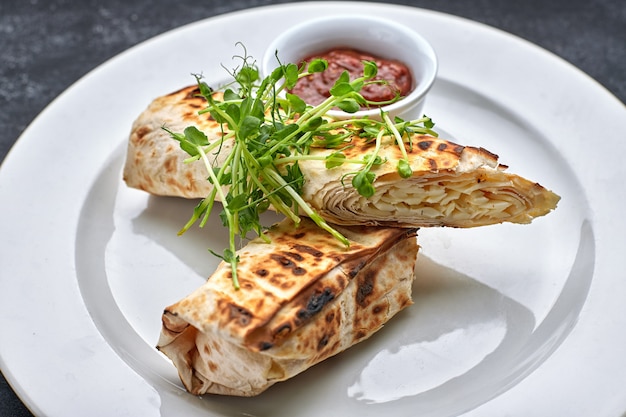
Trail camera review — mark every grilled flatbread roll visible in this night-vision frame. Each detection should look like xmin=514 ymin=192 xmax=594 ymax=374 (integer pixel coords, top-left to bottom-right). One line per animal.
xmin=123 ymin=85 xmax=559 ymax=227
xmin=156 ymin=218 xmax=419 ymax=396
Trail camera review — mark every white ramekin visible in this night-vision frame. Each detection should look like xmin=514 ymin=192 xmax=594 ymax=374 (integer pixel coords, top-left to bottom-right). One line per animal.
xmin=261 ymin=15 xmax=438 ymax=121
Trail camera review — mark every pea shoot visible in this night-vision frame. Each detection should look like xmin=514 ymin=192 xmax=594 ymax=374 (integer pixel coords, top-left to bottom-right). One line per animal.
xmin=165 ymin=44 xmax=437 ymax=289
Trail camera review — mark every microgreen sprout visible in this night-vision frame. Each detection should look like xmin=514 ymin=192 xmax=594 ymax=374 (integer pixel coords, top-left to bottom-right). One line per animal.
xmin=165 ymin=43 xmax=437 ymax=289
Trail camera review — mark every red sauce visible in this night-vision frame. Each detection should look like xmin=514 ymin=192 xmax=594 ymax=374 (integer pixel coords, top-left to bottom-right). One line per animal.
xmin=289 ymin=48 xmax=413 ymax=108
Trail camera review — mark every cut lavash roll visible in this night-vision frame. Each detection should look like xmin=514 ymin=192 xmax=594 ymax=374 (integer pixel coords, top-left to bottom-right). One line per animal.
xmin=123 ymin=85 xmax=560 ymax=227
xmin=156 ymin=217 xmax=419 ymax=396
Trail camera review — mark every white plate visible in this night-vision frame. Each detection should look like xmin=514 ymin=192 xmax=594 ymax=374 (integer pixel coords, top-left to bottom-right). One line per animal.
xmin=1 ymin=2 xmax=625 ymax=416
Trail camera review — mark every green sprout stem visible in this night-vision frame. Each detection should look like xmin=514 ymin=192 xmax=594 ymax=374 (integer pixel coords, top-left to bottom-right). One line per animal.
xmin=383 ymin=112 xmax=409 ymax=161
xmin=198 ymin=145 xmax=240 ymax=289
xmin=263 ymin=169 xmax=350 ymax=247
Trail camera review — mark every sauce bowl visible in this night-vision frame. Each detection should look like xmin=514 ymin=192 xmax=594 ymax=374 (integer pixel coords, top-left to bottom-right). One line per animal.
xmin=261 ymin=15 xmax=438 ymax=121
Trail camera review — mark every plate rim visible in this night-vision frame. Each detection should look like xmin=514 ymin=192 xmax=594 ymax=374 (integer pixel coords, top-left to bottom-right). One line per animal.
xmin=1 ymin=2 xmax=626 ymax=416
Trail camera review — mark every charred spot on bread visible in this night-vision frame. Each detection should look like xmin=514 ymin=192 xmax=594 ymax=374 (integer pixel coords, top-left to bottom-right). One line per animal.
xmin=297 ymin=288 xmax=335 ymax=321
xmin=228 ymin=303 xmax=253 ymax=326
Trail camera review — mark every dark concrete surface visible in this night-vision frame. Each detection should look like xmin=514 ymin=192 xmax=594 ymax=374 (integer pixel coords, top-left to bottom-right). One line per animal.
xmin=1 ymin=0 xmax=624 ymax=415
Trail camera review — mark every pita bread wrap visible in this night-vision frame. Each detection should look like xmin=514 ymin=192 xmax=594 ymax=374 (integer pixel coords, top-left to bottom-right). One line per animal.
xmin=156 ymin=217 xmax=419 ymax=396
xmin=123 ymin=85 xmax=559 ymax=228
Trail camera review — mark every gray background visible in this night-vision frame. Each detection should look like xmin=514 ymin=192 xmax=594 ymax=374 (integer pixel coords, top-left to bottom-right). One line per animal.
xmin=1 ymin=0 xmax=624 ymax=415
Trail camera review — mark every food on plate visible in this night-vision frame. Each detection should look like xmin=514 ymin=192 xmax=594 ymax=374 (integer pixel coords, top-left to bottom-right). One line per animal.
xmin=288 ymin=48 xmax=413 ymax=107
xmin=123 ymin=85 xmax=560 ymax=229
xmin=126 ymin=54 xmax=560 ymax=397
xmin=156 ymin=217 xmax=419 ymax=396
